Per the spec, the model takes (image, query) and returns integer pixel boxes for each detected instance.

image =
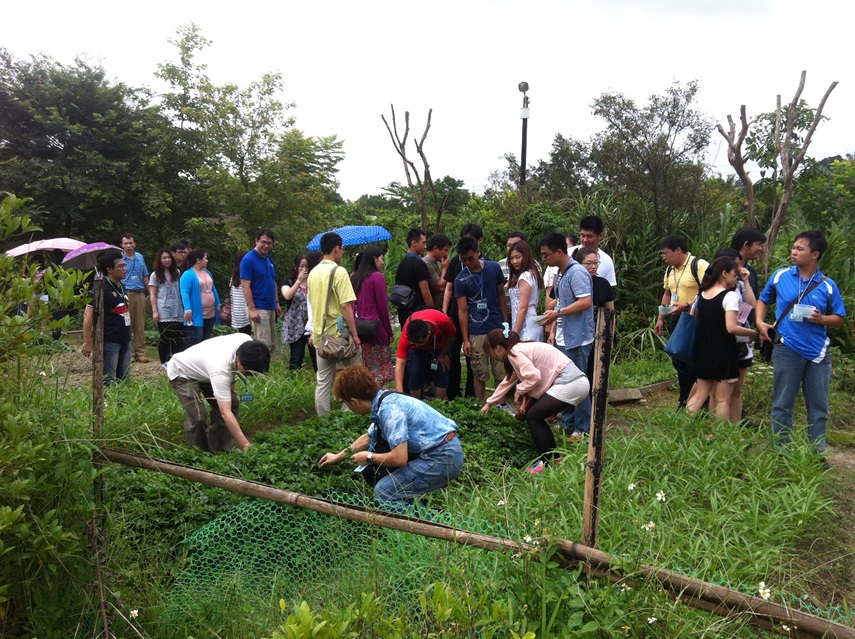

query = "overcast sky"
[5,0,853,201]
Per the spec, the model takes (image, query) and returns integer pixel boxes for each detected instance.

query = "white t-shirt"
[721,290,739,312]
[167,333,252,402]
[543,266,558,289]
[597,249,617,286]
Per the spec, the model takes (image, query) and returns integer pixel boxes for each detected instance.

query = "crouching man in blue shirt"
[319,365,464,506]
[756,230,847,453]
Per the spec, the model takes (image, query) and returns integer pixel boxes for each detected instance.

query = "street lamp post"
[519,81,530,187]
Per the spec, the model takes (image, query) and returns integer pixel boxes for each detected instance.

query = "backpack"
[665,256,702,287]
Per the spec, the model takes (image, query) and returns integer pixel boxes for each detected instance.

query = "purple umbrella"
[61,242,121,270]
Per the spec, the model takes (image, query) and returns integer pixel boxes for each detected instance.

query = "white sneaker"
[566,430,588,443]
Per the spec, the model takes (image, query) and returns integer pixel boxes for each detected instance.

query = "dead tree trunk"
[716,105,757,227]
[381,105,448,233]
[765,71,837,273]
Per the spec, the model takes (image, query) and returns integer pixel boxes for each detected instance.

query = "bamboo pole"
[100,448,855,639]
[582,308,616,547]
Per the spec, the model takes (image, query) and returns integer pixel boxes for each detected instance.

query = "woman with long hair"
[351,246,394,385]
[148,247,185,366]
[481,326,589,474]
[281,253,317,371]
[686,256,757,421]
[507,240,544,341]
[230,251,251,335]
[180,248,221,347]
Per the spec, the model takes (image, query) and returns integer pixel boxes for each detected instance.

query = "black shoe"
[676,401,687,412]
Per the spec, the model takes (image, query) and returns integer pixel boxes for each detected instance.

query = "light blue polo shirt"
[759,266,846,362]
[369,392,457,455]
[556,260,595,349]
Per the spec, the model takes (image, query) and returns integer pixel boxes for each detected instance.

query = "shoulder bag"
[317,266,359,362]
[664,297,699,362]
[390,284,416,309]
[759,276,826,363]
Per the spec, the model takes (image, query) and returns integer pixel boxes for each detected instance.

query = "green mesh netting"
[163,491,854,630]
[163,492,518,624]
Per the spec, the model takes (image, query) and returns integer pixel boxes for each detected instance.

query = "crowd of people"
[77,219,847,503]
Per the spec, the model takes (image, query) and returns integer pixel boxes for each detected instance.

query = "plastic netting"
[163,490,854,629]
[163,492,519,624]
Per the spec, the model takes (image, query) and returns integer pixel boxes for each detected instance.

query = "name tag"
[123,312,131,327]
[240,393,253,402]
[476,302,487,310]
[430,361,439,371]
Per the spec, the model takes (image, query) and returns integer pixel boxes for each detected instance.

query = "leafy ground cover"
[7,334,855,637]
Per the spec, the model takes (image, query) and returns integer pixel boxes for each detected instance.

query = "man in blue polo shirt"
[120,233,150,363]
[240,228,281,352]
[756,230,846,454]
[538,232,595,439]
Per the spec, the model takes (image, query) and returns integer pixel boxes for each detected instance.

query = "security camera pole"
[519,81,530,187]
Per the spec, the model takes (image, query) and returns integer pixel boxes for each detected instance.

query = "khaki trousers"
[170,377,239,453]
[127,289,147,358]
[315,349,363,415]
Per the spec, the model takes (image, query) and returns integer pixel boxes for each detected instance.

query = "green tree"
[590,80,713,230]
[530,133,593,200]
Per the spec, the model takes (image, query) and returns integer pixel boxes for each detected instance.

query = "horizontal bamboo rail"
[100,448,854,639]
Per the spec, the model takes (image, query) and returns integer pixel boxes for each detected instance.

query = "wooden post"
[92,275,105,441]
[582,308,616,547]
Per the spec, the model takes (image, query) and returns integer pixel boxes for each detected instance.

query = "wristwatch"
[366,452,374,464]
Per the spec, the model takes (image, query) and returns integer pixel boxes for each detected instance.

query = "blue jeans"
[561,342,593,433]
[771,343,832,452]
[103,340,131,386]
[406,349,450,391]
[374,438,464,506]
[185,318,215,348]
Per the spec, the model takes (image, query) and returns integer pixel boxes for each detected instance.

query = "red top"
[397,309,456,359]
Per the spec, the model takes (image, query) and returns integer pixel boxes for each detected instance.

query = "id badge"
[240,393,254,402]
[476,302,487,310]
[430,361,439,371]
[123,312,131,327]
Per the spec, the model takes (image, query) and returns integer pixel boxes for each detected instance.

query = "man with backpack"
[654,235,709,409]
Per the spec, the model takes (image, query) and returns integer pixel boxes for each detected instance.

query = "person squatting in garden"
[319,365,464,507]
[684,256,757,421]
[755,230,847,454]
[481,326,589,475]
[395,308,456,399]
[81,250,132,385]
[167,333,270,452]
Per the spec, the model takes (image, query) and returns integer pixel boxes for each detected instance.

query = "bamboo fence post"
[98,448,855,639]
[582,308,616,547]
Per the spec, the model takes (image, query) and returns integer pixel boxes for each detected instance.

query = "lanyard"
[106,278,126,300]
[671,261,688,301]
[464,265,484,298]
[797,272,817,304]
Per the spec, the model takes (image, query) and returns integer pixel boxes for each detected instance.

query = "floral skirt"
[362,343,394,385]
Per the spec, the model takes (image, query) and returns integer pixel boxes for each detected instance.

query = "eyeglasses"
[540,251,555,260]
[581,260,600,267]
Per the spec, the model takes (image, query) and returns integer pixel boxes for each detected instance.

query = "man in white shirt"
[579,216,617,286]
[167,333,270,452]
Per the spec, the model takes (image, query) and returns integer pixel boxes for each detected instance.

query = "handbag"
[389,284,416,309]
[664,298,699,362]
[758,276,826,363]
[356,318,379,341]
[317,267,359,362]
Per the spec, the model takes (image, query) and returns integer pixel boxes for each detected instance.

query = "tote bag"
[664,308,698,362]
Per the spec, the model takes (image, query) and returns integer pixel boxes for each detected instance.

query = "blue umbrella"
[307,225,393,250]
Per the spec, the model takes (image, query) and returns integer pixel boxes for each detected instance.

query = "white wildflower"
[628,482,636,491]
[758,581,772,600]
[130,609,139,619]
[647,616,657,624]
[656,490,666,502]
[524,535,533,544]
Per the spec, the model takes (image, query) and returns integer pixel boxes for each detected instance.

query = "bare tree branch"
[716,105,756,226]
[381,106,446,232]
[765,71,837,273]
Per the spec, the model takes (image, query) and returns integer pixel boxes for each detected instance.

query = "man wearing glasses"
[538,233,594,441]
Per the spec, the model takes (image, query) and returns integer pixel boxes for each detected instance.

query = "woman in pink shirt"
[351,247,394,385]
[481,326,589,474]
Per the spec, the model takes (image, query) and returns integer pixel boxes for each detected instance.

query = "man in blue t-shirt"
[120,233,150,363]
[538,232,595,438]
[240,228,281,352]
[756,230,846,454]
[454,236,507,402]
